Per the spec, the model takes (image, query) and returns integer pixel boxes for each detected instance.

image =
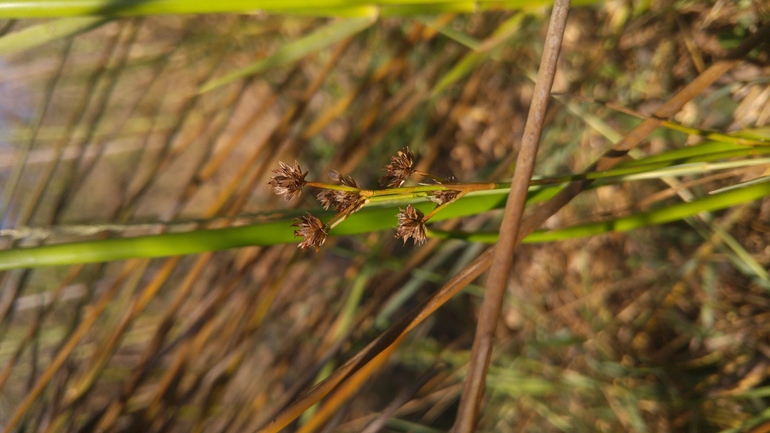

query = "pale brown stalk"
[453,1,570,431]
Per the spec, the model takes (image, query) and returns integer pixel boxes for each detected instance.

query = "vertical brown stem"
[452,1,571,431]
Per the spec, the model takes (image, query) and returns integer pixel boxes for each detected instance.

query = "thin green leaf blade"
[0,17,107,55]
[431,181,770,244]
[529,178,770,239]
[430,12,524,97]
[198,15,376,93]
[0,0,605,18]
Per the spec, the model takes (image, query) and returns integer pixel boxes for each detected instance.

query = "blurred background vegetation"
[0,1,769,432]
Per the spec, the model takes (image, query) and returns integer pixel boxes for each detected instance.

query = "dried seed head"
[380,147,415,188]
[268,161,308,201]
[429,189,460,206]
[338,173,359,189]
[317,171,365,216]
[395,204,427,245]
[292,214,328,251]
[316,190,365,216]
[316,189,339,211]
[329,169,359,186]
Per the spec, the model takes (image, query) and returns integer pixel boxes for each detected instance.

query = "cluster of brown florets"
[268,147,461,251]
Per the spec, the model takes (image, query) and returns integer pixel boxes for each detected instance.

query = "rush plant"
[268,147,486,248]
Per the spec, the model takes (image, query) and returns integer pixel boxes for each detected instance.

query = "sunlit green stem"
[361,182,503,197]
[307,181,504,197]
[305,181,361,193]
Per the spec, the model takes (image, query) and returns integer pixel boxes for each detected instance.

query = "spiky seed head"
[395,204,427,245]
[268,161,308,201]
[292,214,328,251]
[380,147,415,188]
[317,172,364,216]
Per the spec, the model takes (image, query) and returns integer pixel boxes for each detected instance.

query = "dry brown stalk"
[63,258,179,406]
[93,252,213,431]
[452,1,571,430]
[297,333,408,433]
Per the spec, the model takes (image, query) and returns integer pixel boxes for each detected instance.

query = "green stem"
[305,181,361,193]
[429,179,770,244]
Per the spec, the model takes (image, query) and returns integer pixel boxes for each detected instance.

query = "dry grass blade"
[0,265,82,392]
[359,365,441,433]
[0,37,72,225]
[14,22,125,228]
[1,260,141,433]
[257,249,491,433]
[296,333,408,433]
[453,1,570,431]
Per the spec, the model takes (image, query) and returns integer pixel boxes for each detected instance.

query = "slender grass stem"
[305,181,361,192]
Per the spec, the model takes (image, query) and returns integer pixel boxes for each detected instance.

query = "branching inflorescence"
[269,147,495,250]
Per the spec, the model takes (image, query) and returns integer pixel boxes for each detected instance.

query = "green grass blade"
[0,182,573,270]
[264,6,379,17]
[0,0,602,18]
[415,17,481,50]
[0,0,340,17]
[0,17,107,55]
[430,180,770,244]
[3,149,767,270]
[617,141,770,168]
[430,12,524,97]
[198,15,376,93]
[0,190,505,270]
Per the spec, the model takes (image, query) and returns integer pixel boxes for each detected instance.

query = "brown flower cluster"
[316,170,366,216]
[380,147,414,188]
[268,161,308,201]
[292,214,327,251]
[395,204,427,245]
